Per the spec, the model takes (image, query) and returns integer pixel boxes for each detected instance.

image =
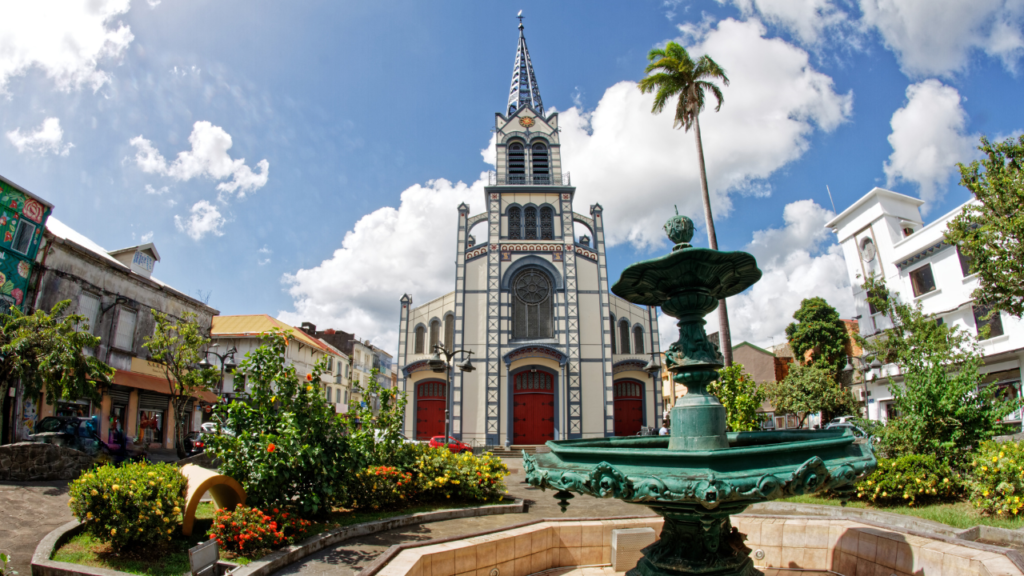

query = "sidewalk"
[271,458,653,576]
[0,480,74,576]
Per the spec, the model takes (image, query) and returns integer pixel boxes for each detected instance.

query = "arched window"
[429,320,440,351]
[444,314,454,350]
[540,206,554,240]
[524,206,538,239]
[531,143,549,184]
[508,143,525,184]
[508,206,522,240]
[619,320,631,354]
[414,325,425,354]
[610,315,617,354]
[633,326,645,355]
[512,270,553,339]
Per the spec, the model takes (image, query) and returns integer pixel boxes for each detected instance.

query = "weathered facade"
[18,217,219,449]
[396,21,662,446]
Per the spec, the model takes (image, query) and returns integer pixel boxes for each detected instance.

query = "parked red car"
[429,435,472,454]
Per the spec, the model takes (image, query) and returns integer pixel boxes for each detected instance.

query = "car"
[373,429,420,445]
[827,416,857,426]
[32,416,111,456]
[184,432,210,457]
[200,421,235,436]
[429,435,472,454]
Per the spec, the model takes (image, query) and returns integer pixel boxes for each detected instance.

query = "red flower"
[306,373,312,381]
[273,508,279,513]
[268,443,276,453]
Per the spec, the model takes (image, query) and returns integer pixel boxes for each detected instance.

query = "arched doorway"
[613,380,644,436]
[415,380,447,440]
[512,370,555,445]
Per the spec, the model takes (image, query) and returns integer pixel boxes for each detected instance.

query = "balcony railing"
[488,171,571,186]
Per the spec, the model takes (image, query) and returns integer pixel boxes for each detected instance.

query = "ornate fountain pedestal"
[524,214,876,576]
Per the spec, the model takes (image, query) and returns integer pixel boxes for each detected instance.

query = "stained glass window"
[429,320,440,350]
[414,326,425,354]
[540,206,554,240]
[512,270,553,339]
[508,207,522,239]
[524,206,538,239]
[633,326,645,355]
[619,320,631,354]
[444,315,454,350]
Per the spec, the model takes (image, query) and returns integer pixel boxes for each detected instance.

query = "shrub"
[67,462,187,551]
[206,330,354,516]
[206,506,313,556]
[413,446,509,502]
[851,454,961,507]
[348,466,417,511]
[967,440,1024,516]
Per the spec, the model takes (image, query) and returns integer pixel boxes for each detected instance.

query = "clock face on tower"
[518,117,535,128]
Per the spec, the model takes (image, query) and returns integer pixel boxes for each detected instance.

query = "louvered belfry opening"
[531,143,549,184]
[540,206,554,240]
[508,142,526,184]
[524,206,538,239]
[512,270,553,339]
[508,206,522,239]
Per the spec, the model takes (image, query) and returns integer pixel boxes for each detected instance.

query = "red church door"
[512,370,555,445]
[613,380,644,436]
[416,380,446,440]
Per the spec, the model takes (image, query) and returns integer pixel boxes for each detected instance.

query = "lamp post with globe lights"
[427,344,476,449]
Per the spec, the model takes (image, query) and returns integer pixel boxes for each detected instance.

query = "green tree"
[1,300,113,408]
[861,277,1018,463]
[709,364,766,432]
[344,367,409,470]
[767,364,858,428]
[638,42,736,366]
[785,297,850,375]
[946,134,1024,317]
[142,310,219,458]
[206,329,352,516]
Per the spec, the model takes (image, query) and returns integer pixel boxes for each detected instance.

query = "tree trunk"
[692,116,733,366]
[173,396,189,459]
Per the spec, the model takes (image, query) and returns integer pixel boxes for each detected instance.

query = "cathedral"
[396,19,662,446]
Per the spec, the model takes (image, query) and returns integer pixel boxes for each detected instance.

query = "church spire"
[506,12,544,118]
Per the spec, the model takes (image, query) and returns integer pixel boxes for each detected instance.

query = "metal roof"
[506,15,544,117]
[211,314,335,354]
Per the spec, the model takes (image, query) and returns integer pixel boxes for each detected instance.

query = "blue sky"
[2,0,1022,354]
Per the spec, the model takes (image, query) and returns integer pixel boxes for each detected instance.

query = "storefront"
[137,391,169,448]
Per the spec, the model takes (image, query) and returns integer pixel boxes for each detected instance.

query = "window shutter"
[78,293,101,335]
[114,309,137,350]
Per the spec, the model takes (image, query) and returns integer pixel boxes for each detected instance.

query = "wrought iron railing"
[487,171,571,186]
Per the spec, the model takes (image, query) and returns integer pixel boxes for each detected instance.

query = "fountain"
[523,213,876,576]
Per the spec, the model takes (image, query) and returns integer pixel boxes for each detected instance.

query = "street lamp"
[842,355,881,381]
[201,344,238,396]
[429,343,475,447]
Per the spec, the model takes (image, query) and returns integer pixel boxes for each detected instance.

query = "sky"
[2,0,1023,356]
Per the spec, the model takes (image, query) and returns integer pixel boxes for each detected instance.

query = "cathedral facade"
[396,20,662,446]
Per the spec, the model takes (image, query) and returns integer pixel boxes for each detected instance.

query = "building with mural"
[395,20,662,447]
[0,175,53,311]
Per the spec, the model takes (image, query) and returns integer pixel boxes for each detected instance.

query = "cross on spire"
[506,12,544,118]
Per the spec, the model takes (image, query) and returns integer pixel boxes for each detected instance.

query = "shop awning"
[112,370,219,404]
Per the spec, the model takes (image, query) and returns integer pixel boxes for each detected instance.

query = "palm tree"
[639,42,735,366]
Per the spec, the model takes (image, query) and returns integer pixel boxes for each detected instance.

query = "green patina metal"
[524,214,876,576]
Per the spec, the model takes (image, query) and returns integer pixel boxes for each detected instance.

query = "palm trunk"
[692,116,733,367]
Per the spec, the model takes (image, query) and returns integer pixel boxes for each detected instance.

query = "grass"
[777,495,1024,530]
[53,499,502,575]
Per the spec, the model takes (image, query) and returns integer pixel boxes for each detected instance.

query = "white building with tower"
[395,18,663,447]
[826,187,1023,424]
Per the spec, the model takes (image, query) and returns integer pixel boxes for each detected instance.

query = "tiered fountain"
[524,213,876,576]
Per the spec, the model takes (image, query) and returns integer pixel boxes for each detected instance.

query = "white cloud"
[662,199,855,349]
[6,117,73,156]
[558,18,852,250]
[258,246,271,266]
[0,0,133,93]
[724,0,847,44]
[883,80,978,211]
[144,184,169,195]
[174,200,225,241]
[130,121,269,199]
[140,231,153,243]
[279,177,486,353]
[860,0,1024,76]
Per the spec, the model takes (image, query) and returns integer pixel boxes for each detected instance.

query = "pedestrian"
[659,420,669,436]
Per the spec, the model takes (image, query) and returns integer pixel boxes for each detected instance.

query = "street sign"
[188,538,219,576]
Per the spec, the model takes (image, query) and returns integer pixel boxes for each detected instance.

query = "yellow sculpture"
[179,463,246,536]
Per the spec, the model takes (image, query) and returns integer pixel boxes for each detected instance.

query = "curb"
[744,501,960,536]
[31,498,525,576]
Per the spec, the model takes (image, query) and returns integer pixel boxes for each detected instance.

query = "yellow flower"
[112,485,120,491]
[985,490,991,497]
[86,512,93,518]
[111,528,117,535]
[173,506,181,514]
[90,489,98,496]
[1000,452,1005,458]
[994,457,999,463]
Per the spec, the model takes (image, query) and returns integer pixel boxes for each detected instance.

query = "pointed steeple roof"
[506,13,544,118]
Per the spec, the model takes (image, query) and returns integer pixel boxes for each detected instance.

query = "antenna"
[674,204,679,215]
[825,185,837,213]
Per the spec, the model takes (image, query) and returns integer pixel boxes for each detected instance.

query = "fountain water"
[524,214,876,576]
